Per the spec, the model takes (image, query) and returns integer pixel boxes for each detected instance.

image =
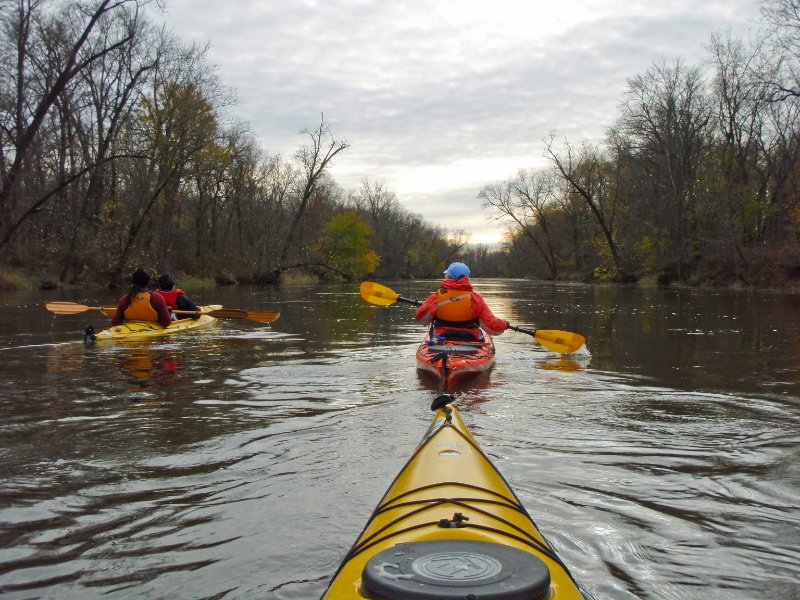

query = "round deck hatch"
[361,539,550,599]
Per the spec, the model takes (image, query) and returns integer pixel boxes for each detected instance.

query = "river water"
[0,280,798,599]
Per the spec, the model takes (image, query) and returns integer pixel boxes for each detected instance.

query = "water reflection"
[0,281,798,599]
[118,347,183,381]
[539,357,582,372]
[415,362,495,392]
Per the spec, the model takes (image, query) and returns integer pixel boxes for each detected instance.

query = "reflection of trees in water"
[277,282,382,347]
[45,342,89,375]
[585,285,800,396]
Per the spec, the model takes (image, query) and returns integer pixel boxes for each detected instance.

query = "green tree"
[318,211,379,280]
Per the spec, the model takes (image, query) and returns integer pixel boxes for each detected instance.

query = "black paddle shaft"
[396,296,422,307]
[508,324,537,336]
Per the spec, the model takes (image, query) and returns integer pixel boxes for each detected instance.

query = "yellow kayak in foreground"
[94,305,222,341]
[323,397,586,599]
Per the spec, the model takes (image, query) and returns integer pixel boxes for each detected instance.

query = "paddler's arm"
[150,293,173,327]
[176,292,200,318]
[472,292,510,335]
[415,292,438,325]
[110,296,127,326]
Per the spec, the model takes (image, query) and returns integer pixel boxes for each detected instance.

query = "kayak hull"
[95,305,221,341]
[415,334,496,389]
[323,405,585,599]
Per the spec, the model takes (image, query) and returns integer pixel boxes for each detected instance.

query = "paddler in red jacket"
[111,268,172,327]
[154,273,200,319]
[415,262,509,340]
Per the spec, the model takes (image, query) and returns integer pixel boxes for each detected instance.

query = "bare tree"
[479,168,561,279]
[545,135,631,280]
[58,5,160,281]
[0,0,151,255]
[265,115,348,280]
[761,0,800,100]
[108,40,225,286]
[619,59,712,278]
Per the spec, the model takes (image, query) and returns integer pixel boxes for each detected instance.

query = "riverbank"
[3,265,799,293]
[0,268,325,292]
[0,269,218,293]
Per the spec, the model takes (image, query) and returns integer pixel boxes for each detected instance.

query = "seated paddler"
[415,262,509,341]
[154,273,200,320]
[111,267,172,327]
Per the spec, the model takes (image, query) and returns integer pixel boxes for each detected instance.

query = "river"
[0,279,798,599]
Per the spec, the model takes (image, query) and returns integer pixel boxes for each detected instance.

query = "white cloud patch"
[158,0,762,242]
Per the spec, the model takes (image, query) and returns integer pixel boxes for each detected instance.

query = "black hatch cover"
[361,540,551,600]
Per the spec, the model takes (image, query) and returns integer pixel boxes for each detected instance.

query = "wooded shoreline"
[2,266,798,293]
[1,1,799,290]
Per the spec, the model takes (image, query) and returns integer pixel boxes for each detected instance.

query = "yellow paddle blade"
[359,281,399,306]
[203,309,280,323]
[241,310,280,323]
[534,329,586,354]
[45,301,96,314]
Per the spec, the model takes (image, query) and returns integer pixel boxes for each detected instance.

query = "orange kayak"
[415,333,496,389]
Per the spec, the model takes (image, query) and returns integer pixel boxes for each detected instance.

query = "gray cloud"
[160,0,762,242]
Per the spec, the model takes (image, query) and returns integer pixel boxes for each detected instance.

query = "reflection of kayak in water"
[323,398,586,599]
[94,305,222,341]
[118,348,183,380]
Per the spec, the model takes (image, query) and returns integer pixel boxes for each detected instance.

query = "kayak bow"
[323,398,586,599]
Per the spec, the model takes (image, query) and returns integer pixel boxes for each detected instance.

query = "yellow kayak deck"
[324,403,585,599]
[95,305,222,340]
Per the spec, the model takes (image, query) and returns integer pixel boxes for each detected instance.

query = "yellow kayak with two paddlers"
[93,304,223,341]
[45,302,280,343]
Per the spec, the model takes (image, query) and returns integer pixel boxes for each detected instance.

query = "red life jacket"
[154,287,184,309]
[124,292,159,321]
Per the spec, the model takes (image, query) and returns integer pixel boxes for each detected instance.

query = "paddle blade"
[45,302,116,317]
[205,309,280,323]
[360,281,399,306]
[243,311,280,323]
[45,301,92,315]
[534,329,586,354]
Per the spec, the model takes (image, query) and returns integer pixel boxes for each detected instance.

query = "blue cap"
[443,262,470,280]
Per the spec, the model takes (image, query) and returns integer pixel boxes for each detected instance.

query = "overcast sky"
[158,0,763,244]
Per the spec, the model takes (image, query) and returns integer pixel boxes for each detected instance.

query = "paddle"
[359,282,586,354]
[192,308,280,323]
[507,325,585,354]
[359,281,421,306]
[44,302,280,323]
[45,302,117,316]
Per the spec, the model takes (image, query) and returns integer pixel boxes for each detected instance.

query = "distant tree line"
[4,1,798,289]
[0,0,467,287]
[481,0,800,286]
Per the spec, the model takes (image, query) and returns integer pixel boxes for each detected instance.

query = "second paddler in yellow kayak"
[153,273,200,321]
